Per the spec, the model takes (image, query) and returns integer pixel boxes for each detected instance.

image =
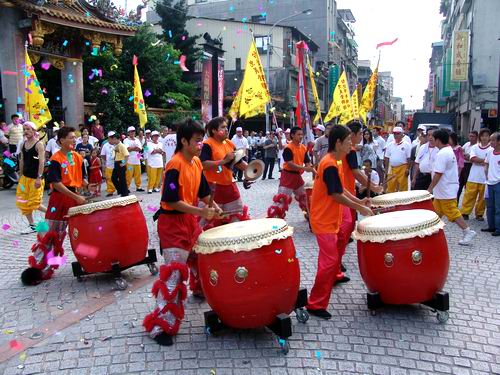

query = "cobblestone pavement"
[0,174,499,375]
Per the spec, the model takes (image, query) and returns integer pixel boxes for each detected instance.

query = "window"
[254,36,269,54]
[235,58,241,71]
[251,14,266,23]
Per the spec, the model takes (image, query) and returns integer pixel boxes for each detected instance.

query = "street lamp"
[265,8,313,132]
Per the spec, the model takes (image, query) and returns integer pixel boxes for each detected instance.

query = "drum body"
[195,219,300,329]
[68,196,149,274]
[371,190,434,213]
[354,210,449,305]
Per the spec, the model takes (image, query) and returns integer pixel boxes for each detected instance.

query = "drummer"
[307,125,373,319]
[144,119,222,346]
[21,126,88,285]
[199,116,251,227]
[267,126,315,219]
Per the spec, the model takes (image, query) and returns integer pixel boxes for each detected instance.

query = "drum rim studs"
[411,250,423,265]
[384,253,394,268]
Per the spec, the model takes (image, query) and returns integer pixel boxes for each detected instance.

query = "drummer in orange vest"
[200,117,251,227]
[21,126,88,286]
[267,126,316,219]
[307,125,373,319]
[143,119,222,346]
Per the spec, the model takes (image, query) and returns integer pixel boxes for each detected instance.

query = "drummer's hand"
[359,206,374,217]
[223,152,235,164]
[361,197,372,207]
[75,195,86,206]
[372,185,383,194]
[200,206,216,220]
[213,203,224,219]
[304,166,316,174]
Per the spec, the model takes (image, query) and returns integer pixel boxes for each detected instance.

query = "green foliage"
[161,110,201,128]
[161,91,192,110]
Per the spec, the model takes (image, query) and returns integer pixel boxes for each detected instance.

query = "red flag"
[376,38,399,49]
[294,41,314,144]
[132,55,138,66]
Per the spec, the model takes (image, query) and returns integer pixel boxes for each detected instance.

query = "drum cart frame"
[366,290,450,323]
[203,288,309,354]
[71,248,158,290]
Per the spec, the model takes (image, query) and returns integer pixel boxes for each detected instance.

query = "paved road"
[0,175,499,375]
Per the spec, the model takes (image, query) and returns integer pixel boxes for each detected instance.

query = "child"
[79,150,90,196]
[143,119,222,346]
[483,132,500,236]
[109,133,129,197]
[307,125,373,319]
[357,159,380,198]
[146,130,165,194]
[89,148,102,196]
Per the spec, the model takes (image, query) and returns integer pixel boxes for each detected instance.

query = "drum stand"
[366,290,450,323]
[71,249,158,290]
[204,288,309,354]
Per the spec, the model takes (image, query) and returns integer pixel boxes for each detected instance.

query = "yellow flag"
[361,67,378,113]
[238,40,271,118]
[24,52,52,129]
[307,57,322,124]
[325,71,351,123]
[229,85,242,121]
[242,104,266,119]
[351,87,360,121]
[133,63,147,128]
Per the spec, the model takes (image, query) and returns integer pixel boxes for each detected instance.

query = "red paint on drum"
[197,237,300,329]
[69,202,149,273]
[357,229,449,305]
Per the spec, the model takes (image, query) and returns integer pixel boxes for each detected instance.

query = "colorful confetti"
[12,241,19,248]
[91,47,99,56]
[315,350,321,359]
[144,89,151,97]
[168,30,172,38]
[179,55,189,72]
[275,249,282,254]
[9,340,23,351]
[35,221,49,233]
[19,352,27,362]
[98,226,103,231]
[50,207,56,213]
[41,62,51,70]
[62,40,68,47]
[147,205,158,212]
[169,183,176,190]
[2,224,11,231]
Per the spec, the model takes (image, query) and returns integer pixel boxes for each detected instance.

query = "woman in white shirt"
[146,131,165,194]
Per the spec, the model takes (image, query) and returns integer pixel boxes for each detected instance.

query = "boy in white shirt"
[428,129,476,246]
[162,125,177,164]
[123,126,144,192]
[146,131,165,194]
[460,129,492,220]
[384,126,411,192]
[100,131,116,197]
[357,159,380,198]
[483,132,500,236]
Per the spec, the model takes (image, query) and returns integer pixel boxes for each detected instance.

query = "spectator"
[483,132,500,236]
[262,131,278,180]
[231,127,249,182]
[91,119,105,144]
[458,130,478,200]
[45,126,61,159]
[360,129,378,170]
[7,114,23,154]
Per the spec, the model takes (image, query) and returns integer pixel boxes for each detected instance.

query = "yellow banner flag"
[307,57,322,124]
[238,40,271,118]
[361,67,378,113]
[325,71,351,123]
[351,87,360,121]
[133,59,147,128]
[229,85,242,121]
[24,52,52,129]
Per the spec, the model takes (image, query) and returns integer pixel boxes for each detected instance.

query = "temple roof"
[7,0,136,35]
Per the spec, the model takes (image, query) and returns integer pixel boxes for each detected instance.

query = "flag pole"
[24,40,30,121]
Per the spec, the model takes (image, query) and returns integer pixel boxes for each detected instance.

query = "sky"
[126,0,444,110]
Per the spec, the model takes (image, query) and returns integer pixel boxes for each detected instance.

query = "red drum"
[194,218,299,329]
[371,190,434,213]
[68,195,149,274]
[353,209,449,305]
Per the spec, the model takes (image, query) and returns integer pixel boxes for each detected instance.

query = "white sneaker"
[458,229,477,246]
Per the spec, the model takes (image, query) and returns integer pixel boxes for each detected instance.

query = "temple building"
[0,0,139,126]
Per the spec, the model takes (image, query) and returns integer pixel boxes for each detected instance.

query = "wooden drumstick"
[365,167,372,198]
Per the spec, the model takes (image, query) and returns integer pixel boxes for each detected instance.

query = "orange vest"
[160,153,203,211]
[284,142,308,173]
[310,154,345,234]
[202,137,235,185]
[50,150,83,188]
[342,148,357,195]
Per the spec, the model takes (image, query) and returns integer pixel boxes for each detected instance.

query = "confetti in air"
[2,224,11,231]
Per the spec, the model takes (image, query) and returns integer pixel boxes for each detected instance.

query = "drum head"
[371,190,433,208]
[231,149,246,166]
[244,159,265,181]
[194,218,294,254]
[67,195,139,217]
[353,209,444,243]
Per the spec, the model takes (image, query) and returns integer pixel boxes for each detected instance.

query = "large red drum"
[194,218,299,329]
[371,190,434,213]
[68,196,149,274]
[353,209,449,305]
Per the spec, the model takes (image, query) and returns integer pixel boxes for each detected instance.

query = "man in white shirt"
[458,130,478,199]
[460,128,492,220]
[412,128,437,190]
[123,126,144,192]
[372,126,386,184]
[428,129,476,245]
[231,127,249,181]
[483,132,500,235]
[146,131,165,194]
[45,127,61,158]
[387,122,411,146]
[313,124,330,165]
[162,124,177,164]
[100,131,116,196]
[76,128,98,147]
[276,128,287,171]
[412,124,426,147]
[384,126,411,192]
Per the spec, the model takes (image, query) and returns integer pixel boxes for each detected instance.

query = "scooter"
[1,153,19,189]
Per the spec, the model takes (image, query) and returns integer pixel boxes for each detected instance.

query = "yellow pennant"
[325,71,351,123]
[133,64,147,128]
[307,57,322,124]
[361,67,378,113]
[24,52,52,129]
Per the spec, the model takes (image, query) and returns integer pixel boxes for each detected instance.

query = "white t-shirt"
[415,143,438,174]
[385,141,411,167]
[462,141,474,163]
[485,149,500,185]
[162,134,177,163]
[373,135,386,160]
[433,146,459,199]
[278,134,287,158]
[231,135,249,151]
[100,142,115,169]
[356,170,380,188]
[45,137,60,155]
[468,144,492,184]
[123,137,142,165]
[147,141,164,168]
[387,134,411,146]
[76,135,98,147]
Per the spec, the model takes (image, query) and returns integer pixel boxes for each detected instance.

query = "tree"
[155,0,201,71]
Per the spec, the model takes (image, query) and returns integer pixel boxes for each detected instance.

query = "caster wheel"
[115,278,128,290]
[436,311,449,323]
[296,309,309,324]
[278,339,290,355]
[370,310,377,316]
[148,263,158,275]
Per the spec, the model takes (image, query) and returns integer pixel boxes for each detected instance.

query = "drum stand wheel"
[436,311,449,323]
[115,277,128,290]
[294,288,309,324]
[147,263,158,276]
[278,338,290,354]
